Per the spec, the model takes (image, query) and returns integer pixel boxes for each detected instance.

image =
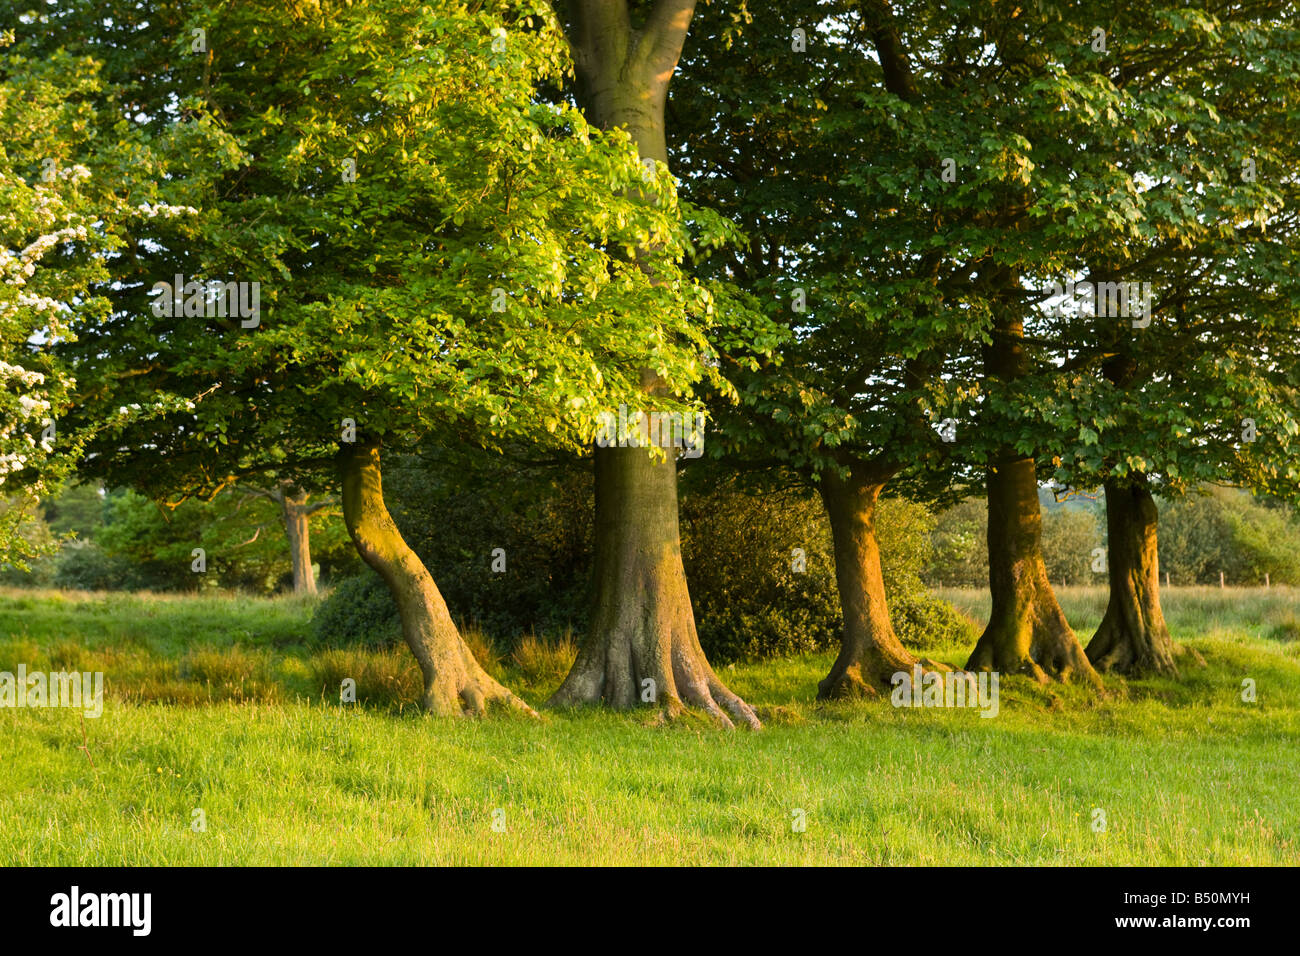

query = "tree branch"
[633,0,697,91]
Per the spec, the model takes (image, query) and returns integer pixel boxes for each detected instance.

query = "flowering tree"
[0,38,116,565]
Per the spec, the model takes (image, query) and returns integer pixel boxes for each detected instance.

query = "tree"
[1018,0,1300,675]
[36,0,749,715]
[241,481,337,594]
[546,0,768,726]
[672,0,984,697]
[0,38,118,567]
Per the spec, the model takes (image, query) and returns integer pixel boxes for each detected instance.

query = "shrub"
[1159,487,1300,585]
[311,572,401,649]
[52,542,145,591]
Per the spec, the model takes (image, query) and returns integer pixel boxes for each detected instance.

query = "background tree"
[1016,0,1300,675]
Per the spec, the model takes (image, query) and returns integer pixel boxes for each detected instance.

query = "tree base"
[966,591,1102,689]
[817,649,953,701]
[1087,617,1179,678]
[549,636,760,729]
[550,445,759,729]
[425,646,538,718]
[1086,479,1179,678]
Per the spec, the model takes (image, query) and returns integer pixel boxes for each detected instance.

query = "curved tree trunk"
[281,493,316,594]
[339,440,535,717]
[965,457,1100,686]
[550,443,759,728]
[817,466,946,698]
[550,1,756,727]
[1087,477,1178,676]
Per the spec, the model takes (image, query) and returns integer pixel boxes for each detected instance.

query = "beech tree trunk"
[965,457,1100,685]
[281,494,316,594]
[551,443,758,727]
[339,440,534,717]
[1087,478,1178,676]
[550,1,757,726]
[967,271,1099,686]
[817,466,947,698]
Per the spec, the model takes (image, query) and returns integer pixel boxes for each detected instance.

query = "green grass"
[1,586,1298,865]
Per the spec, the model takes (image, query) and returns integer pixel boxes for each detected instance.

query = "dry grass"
[510,630,579,686]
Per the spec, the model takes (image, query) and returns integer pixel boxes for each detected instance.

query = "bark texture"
[550,444,759,727]
[340,441,534,717]
[1086,478,1178,676]
[817,466,947,698]
[965,457,1101,686]
[551,1,756,726]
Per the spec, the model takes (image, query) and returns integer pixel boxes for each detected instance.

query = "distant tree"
[1159,487,1300,587]
[1027,1,1300,675]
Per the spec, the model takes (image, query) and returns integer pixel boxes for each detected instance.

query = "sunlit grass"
[1,586,1297,865]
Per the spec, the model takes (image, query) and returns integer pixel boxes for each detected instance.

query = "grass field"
[2,585,1298,865]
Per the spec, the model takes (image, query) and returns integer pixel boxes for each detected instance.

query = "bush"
[311,572,401,649]
[52,542,145,591]
[1159,487,1300,585]
[890,587,979,650]
[679,477,840,662]
[680,474,971,662]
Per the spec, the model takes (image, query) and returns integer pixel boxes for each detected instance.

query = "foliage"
[1159,487,1300,586]
[23,0,766,512]
[0,38,120,565]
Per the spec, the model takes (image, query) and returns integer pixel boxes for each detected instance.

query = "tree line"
[1,0,1297,724]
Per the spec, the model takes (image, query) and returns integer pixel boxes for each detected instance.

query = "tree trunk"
[1087,478,1178,676]
[281,494,316,595]
[339,440,534,717]
[817,466,947,698]
[550,443,759,727]
[965,457,1101,686]
[551,1,756,727]
[968,268,1099,687]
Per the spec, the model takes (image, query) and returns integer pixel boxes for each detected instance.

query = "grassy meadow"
[2,585,1298,865]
